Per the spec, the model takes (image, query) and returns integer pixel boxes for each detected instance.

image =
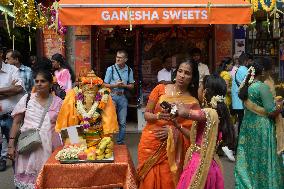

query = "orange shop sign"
[59,0,252,25]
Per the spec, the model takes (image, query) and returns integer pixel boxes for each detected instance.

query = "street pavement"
[0,133,235,189]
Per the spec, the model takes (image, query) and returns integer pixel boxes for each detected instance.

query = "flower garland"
[55,144,87,160]
[210,95,225,108]
[260,0,276,12]
[74,86,110,129]
[238,66,256,90]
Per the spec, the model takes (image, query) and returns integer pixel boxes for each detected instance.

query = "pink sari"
[177,108,224,189]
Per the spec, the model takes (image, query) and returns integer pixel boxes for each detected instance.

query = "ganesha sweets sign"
[58,0,252,25]
[101,9,208,21]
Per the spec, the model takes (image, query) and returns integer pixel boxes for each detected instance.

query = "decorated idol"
[55,71,118,147]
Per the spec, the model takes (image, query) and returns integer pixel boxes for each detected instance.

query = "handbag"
[17,95,53,154]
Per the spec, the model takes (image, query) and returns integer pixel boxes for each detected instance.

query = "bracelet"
[9,137,15,139]
[8,146,13,148]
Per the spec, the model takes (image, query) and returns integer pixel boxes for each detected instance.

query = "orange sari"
[138,84,199,189]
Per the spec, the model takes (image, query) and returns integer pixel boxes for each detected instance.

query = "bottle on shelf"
[248,29,253,39]
[252,28,257,39]
[254,41,259,55]
[270,42,275,56]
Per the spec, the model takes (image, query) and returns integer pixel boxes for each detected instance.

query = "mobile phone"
[160,101,172,113]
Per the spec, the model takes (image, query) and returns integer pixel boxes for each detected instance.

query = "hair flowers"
[248,66,255,84]
[210,95,225,108]
[238,66,255,90]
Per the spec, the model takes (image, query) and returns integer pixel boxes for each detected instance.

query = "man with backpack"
[104,50,135,145]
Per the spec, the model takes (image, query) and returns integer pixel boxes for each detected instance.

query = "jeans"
[0,115,13,159]
[111,95,128,144]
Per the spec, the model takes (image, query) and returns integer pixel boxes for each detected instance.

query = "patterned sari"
[234,81,284,189]
[177,108,224,189]
[137,84,199,189]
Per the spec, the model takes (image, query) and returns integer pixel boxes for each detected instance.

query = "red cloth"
[35,145,138,189]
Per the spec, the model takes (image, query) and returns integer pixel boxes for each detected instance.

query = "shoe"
[0,159,6,171]
[222,146,235,162]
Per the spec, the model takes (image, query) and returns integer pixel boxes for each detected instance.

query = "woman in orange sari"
[137,60,200,189]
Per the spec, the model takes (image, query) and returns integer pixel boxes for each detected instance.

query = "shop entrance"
[96,27,138,124]
[140,26,213,107]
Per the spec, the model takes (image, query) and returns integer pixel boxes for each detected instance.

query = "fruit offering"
[96,137,114,160]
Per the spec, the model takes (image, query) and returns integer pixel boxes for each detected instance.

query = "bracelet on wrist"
[9,137,15,139]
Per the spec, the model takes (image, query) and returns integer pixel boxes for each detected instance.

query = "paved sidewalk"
[0,133,235,189]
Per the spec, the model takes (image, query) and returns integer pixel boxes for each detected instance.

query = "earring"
[202,93,208,107]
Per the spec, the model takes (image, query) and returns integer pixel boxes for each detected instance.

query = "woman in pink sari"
[175,74,235,189]
[51,53,75,92]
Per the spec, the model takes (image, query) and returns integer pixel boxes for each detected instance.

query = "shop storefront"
[57,0,251,131]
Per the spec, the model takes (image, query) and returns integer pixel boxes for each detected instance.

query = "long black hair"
[203,74,235,146]
[51,53,76,83]
[172,59,199,99]
[33,57,54,84]
[238,62,264,101]
[217,57,232,74]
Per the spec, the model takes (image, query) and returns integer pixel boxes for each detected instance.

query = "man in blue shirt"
[5,50,34,93]
[231,53,251,137]
[104,50,134,144]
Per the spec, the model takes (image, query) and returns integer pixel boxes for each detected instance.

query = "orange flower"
[98,101,105,109]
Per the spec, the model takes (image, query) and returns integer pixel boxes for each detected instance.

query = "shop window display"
[140,27,210,107]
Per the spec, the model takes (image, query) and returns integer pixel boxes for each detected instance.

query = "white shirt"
[0,62,24,115]
[198,63,210,84]
[157,68,173,82]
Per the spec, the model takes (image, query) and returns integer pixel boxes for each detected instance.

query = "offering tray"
[59,154,114,164]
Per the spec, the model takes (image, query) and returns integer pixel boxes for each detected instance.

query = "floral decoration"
[55,144,87,160]
[210,95,225,108]
[74,86,110,129]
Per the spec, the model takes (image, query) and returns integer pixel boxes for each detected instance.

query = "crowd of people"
[0,46,283,189]
[0,47,74,188]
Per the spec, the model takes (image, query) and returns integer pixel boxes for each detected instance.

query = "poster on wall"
[234,39,245,57]
[215,25,232,66]
[43,29,65,58]
[74,26,92,79]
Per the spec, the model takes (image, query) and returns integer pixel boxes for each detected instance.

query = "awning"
[59,0,252,26]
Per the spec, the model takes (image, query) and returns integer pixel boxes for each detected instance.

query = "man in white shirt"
[0,47,24,171]
[191,48,210,101]
[191,48,210,85]
[157,55,175,84]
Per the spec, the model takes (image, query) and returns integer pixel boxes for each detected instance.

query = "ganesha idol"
[55,71,118,148]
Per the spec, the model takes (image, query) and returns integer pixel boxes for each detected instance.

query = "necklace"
[74,86,110,129]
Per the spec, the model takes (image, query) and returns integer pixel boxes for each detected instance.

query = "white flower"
[210,95,225,108]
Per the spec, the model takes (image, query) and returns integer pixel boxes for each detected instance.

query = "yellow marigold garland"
[0,0,10,5]
[260,0,276,12]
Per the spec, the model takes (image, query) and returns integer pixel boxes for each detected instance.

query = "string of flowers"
[260,0,276,12]
[74,86,110,129]
[55,144,87,160]
[210,95,225,109]
[238,66,256,90]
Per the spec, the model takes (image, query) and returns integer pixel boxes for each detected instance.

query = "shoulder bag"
[17,95,53,154]
[112,65,135,99]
